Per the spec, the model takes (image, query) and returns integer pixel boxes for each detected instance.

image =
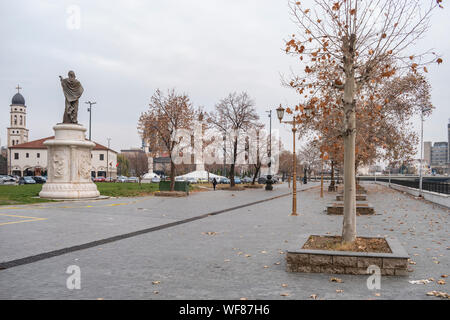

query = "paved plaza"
[0,182,448,300]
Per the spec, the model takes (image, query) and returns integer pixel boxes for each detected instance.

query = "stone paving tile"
[0,183,308,261]
[0,182,448,300]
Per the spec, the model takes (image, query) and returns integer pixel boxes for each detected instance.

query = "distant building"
[9,137,117,178]
[5,86,117,178]
[429,141,448,174]
[448,120,450,172]
[424,141,432,166]
[431,142,448,165]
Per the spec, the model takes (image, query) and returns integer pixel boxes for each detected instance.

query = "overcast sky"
[1,0,449,156]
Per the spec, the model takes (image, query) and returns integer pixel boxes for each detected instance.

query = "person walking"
[212,178,217,191]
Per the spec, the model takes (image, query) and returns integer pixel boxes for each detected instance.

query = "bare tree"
[126,151,148,183]
[208,92,260,187]
[138,89,195,191]
[285,0,443,242]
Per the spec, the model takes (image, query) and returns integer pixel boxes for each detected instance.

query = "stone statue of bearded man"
[59,70,84,124]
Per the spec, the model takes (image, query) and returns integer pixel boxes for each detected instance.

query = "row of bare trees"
[138,90,263,190]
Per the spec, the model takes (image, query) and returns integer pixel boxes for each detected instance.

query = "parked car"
[94,177,106,182]
[19,176,36,185]
[116,176,128,183]
[197,178,208,184]
[242,176,253,184]
[234,177,242,184]
[218,177,230,184]
[127,177,139,183]
[151,176,161,183]
[257,176,267,184]
[0,175,16,184]
[32,176,47,184]
[105,177,116,182]
[175,177,185,182]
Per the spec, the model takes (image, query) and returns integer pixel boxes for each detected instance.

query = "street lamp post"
[223,133,226,178]
[85,101,96,141]
[277,104,311,216]
[419,106,431,197]
[265,110,273,191]
[107,138,111,180]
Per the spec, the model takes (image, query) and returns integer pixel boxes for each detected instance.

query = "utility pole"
[85,101,96,141]
[107,138,111,180]
[419,106,431,197]
[223,133,226,178]
[265,110,273,191]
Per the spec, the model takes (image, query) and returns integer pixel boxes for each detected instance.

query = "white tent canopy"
[176,170,225,181]
[142,172,159,180]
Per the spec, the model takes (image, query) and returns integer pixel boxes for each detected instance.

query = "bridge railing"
[359,177,450,195]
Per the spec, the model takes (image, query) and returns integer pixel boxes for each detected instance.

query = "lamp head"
[276,105,285,122]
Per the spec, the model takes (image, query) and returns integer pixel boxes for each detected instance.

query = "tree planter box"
[336,194,367,201]
[244,184,264,189]
[154,191,187,197]
[326,202,375,215]
[356,186,367,194]
[217,186,245,191]
[328,185,338,192]
[286,235,409,276]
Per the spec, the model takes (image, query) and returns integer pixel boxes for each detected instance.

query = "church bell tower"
[7,85,29,148]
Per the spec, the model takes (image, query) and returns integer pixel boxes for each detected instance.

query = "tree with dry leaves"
[285,0,443,242]
[138,89,195,191]
[300,73,432,176]
[208,92,260,187]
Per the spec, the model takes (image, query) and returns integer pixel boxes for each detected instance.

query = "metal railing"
[366,178,450,195]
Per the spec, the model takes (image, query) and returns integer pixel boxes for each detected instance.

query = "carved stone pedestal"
[39,124,100,199]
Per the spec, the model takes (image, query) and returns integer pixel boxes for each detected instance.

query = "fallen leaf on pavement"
[409,279,431,285]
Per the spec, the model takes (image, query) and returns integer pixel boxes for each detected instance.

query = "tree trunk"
[342,34,357,243]
[329,161,335,190]
[230,137,238,187]
[252,163,260,185]
[170,160,175,191]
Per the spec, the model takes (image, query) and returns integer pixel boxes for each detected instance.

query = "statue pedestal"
[39,124,100,199]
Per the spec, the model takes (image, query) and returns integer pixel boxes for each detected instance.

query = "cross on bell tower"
[16,84,22,93]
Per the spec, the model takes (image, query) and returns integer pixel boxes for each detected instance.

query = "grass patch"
[0,184,50,206]
[95,183,159,197]
[0,183,161,206]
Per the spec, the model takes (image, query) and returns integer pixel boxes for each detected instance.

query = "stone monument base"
[39,123,100,199]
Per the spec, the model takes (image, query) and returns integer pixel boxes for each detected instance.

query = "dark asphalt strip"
[0,188,316,270]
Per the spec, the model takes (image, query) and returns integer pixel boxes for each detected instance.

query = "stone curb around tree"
[286,235,409,276]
